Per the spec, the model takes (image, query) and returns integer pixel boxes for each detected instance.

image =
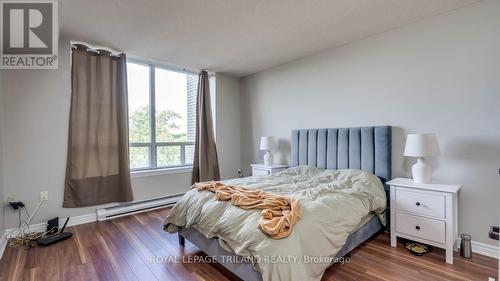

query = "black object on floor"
[489,226,499,241]
[38,217,73,246]
[47,217,59,235]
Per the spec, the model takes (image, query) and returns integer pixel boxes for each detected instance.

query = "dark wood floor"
[0,207,497,281]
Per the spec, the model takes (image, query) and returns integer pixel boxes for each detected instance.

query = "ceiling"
[60,0,479,77]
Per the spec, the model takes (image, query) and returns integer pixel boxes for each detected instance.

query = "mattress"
[179,212,383,281]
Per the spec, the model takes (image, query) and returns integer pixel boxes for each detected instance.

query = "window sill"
[131,166,193,178]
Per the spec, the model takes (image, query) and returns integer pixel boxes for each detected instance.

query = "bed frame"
[177,126,392,281]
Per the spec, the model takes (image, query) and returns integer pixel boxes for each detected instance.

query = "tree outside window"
[127,62,197,170]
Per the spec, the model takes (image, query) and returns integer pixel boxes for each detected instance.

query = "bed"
[165,126,391,281]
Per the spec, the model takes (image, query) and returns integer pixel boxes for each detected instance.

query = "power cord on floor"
[5,200,52,248]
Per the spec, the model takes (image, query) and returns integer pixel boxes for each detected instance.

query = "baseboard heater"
[96,194,183,221]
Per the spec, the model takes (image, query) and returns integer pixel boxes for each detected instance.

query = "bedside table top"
[251,163,289,169]
[387,178,461,193]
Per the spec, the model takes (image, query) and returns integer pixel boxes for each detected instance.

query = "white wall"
[0,37,240,228]
[216,75,241,179]
[240,0,500,246]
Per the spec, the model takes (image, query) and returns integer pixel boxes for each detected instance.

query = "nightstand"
[251,164,288,176]
[387,178,460,264]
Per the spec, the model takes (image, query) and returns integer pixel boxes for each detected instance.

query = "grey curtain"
[63,44,133,207]
[191,71,220,184]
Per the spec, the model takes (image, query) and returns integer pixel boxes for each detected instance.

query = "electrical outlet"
[40,191,49,201]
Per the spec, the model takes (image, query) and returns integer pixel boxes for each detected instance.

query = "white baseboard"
[469,240,499,259]
[65,213,97,228]
[456,237,499,259]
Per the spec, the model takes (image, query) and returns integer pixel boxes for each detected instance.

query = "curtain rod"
[71,44,122,58]
[70,41,215,76]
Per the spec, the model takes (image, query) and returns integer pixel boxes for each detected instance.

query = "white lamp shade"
[260,136,274,151]
[404,134,441,157]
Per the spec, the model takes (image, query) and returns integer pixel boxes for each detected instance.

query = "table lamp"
[404,134,441,183]
[260,136,274,166]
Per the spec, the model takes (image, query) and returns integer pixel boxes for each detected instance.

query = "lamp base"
[263,151,273,166]
[411,158,432,184]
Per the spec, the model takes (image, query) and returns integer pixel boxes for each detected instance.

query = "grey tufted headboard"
[291,126,392,186]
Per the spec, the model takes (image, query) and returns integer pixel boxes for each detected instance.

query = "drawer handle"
[415,202,421,206]
[415,225,421,230]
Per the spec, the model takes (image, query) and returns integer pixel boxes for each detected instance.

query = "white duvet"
[164,166,387,281]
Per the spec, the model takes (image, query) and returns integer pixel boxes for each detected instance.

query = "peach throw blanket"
[193,181,302,239]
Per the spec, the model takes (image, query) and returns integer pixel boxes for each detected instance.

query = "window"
[127,61,198,170]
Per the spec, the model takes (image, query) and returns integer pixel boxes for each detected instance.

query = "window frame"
[127,59,196,172]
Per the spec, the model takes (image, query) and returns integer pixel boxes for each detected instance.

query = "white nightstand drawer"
[396,188,445,219]
[395,212,445,244]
